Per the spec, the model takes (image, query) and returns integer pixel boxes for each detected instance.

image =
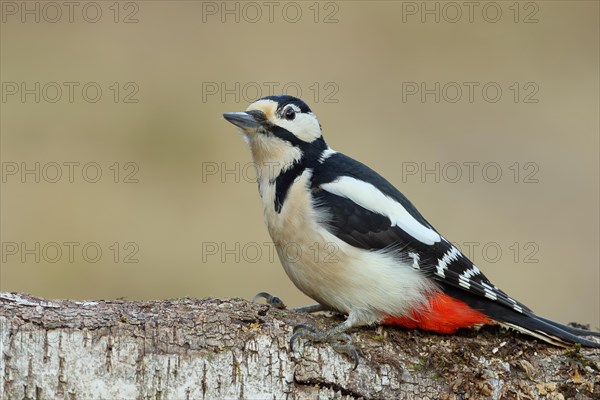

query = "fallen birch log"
[0,293,598,399]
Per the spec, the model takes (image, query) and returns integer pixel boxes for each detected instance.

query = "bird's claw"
[254,295,360,368]
[290,324,360,370]
[252,292,286,309]
[332,343,360,370]
[290,324,318,351]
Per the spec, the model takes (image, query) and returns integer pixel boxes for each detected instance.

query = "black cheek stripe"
[271,136,327,213]
[273,161,305,213]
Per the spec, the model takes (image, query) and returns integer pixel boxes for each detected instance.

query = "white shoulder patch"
[321,176,441,245]
[319,147,337,163]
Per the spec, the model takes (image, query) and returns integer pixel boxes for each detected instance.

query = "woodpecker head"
[223,95,327,166]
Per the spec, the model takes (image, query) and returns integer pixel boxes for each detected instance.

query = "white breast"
[258,169,436,326]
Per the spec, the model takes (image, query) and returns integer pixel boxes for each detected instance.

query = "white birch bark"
[0,293,598,400]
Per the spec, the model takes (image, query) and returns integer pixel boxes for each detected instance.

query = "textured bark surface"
[0,293,598,400]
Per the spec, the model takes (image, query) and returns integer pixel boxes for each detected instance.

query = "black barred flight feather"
[311,152,531,316]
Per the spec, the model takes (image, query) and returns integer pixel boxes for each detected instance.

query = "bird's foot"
[253,293,358,367]
[290,323,360,370]
[252,292,329,313]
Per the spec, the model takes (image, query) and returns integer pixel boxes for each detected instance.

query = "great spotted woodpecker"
[223,95,599,366]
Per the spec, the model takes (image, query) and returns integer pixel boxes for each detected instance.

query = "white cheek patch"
[321,177,441,245]
[274,113,322,143]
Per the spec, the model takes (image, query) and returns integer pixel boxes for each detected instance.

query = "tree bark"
[0,293,598,400]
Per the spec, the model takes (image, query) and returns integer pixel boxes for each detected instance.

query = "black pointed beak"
[223,112,261,130]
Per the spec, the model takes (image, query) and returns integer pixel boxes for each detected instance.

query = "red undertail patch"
[383,292,493,334]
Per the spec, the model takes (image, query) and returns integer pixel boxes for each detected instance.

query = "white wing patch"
[321,177,441,245]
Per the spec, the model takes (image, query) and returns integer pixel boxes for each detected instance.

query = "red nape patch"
[383,293,494,334]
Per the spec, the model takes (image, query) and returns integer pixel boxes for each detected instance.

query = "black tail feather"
[536,316,600,338]
[496,311,600,348]
[442,285,600,348]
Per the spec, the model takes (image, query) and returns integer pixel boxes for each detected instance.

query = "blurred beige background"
[1,1,598,328]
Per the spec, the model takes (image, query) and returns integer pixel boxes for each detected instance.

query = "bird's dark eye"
[284,108,296,121]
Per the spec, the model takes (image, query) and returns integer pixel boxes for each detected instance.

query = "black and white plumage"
[223,95,599,349]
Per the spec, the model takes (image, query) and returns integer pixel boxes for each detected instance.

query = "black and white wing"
[311,151,532,314]
[310,151,600,347]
